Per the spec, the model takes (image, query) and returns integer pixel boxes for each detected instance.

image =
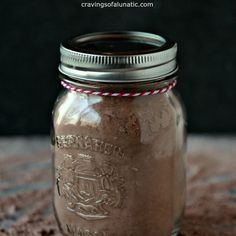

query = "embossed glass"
[52,32,186,236]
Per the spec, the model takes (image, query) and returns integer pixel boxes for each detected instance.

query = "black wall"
[0,0,235,135]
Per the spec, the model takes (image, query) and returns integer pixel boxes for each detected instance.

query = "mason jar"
[52,31,186,236]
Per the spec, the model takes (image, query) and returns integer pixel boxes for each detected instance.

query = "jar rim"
[59,31,178,83]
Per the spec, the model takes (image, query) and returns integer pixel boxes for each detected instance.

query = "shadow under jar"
[52,31,186,236]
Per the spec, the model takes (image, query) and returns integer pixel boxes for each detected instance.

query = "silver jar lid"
[59,31,178,83]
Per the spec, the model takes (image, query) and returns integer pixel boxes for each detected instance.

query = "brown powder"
[52,90,186,236]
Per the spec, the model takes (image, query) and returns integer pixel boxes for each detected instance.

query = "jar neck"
[59,72,178,94]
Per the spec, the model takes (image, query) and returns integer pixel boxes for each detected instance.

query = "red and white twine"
[61,80,177,97]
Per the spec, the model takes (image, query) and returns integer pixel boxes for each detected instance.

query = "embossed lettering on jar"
[52,31,186,236]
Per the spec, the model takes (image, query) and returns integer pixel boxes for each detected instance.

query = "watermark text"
[81,1,155,8]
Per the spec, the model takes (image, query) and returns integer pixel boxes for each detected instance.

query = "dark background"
[0,0,235,135]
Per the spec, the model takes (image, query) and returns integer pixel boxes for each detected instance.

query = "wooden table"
[0,136,236,236]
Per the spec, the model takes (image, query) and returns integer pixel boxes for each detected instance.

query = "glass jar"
[52,31,186,236]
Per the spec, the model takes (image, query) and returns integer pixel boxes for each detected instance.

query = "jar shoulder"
[53,90,185,127]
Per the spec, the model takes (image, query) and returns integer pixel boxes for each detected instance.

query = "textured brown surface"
[0,136,236,236]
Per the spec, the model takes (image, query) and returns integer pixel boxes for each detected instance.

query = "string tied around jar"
[61,79,177,97]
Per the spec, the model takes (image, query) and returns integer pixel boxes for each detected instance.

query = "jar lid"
[59,31,178,83]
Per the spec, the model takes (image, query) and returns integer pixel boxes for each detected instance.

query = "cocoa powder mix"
[52,91,186,236]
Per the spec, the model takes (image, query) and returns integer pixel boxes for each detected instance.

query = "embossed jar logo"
[56,154,126,220]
